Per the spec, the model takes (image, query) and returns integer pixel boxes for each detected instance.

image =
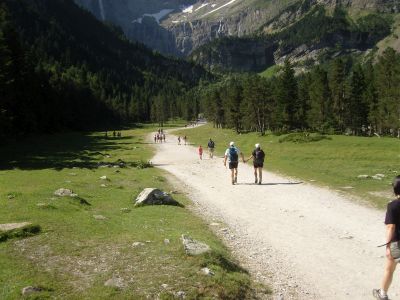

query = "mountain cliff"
[74,0,400,71]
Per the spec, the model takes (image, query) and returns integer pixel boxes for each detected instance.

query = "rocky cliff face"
[73,0,400,66]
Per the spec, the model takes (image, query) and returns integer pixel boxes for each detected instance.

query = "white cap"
[255,143,260,148]
[229,141,234,146]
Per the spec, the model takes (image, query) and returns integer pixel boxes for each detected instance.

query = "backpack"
[255,149,265,163]
[229,147,238,162]
[208,140,215,148]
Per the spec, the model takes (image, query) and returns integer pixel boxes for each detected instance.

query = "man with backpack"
[207,138,215,159]
[245,143,265,185]
[223,142,244,185]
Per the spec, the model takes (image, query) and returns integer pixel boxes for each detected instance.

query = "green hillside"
[0,0,210,138]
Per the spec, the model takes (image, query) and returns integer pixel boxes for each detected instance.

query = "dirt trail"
[151,130,399,299]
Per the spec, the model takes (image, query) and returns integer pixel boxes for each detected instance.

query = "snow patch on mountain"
[202,0,238,17]
[182,5,194,13]
[133,9,174,24]
[195,3,209,11]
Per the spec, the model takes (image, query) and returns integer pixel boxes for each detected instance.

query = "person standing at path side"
[373,176,400,300]
[223,142,244,185]
[198,145,203,160]
[183,135,187,145]
[207,138,215,159]
[245,143,265,185]
[178,136,181,145]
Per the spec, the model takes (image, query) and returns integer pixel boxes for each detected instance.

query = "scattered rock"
[0,222,32,231]
[100,184,107,187]
[93,215,107,220]
[54,188,73,197]
[100,176,108,180]
[120,208,131,213]
[7,193,16,199]
[339,234,354,240]
[164,239,170,245]
[209,222,221,226]
[372,175,383,180]
[132,242,145,247]
[70,193,79,198]
[134,188,182,207]
[357,175,370,179]
[145,240,151,243]
[21,286,43,295]
[341,186,354,189]
[161,283,168,289]
[176,291,186,298]
[309,179,316,182]
[104,277,125,289]
[201,267,214,276]
[375,174,385,178]
[69,173,77,176]
[181,235,211,256]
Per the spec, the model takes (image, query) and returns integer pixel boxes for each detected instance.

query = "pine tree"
[330,58,347,132]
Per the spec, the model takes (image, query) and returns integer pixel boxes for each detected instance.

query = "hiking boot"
[258,181,262,185]
[373,289,389,300]
[232,180,235,185]
[234,176,237,183]
[255,178,258,184]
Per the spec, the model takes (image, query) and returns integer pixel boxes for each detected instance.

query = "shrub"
[279,132,331,143]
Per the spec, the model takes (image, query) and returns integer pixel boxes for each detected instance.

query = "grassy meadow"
[176,124,399,208]
[0,124,266,299]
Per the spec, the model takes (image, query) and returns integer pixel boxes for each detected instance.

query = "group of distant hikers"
[154,128,166,143]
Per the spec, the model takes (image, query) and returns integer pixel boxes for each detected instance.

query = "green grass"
[259,65,280,78]
[176,124,399,208]
[0,125,268,299]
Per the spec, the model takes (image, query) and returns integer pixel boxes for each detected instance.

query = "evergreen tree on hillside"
[374,48,400,135]
[275,60,299,130]
[307,66,331,131]
[330,58,347,132]
[347,64,368,134]
[223,76,243,133]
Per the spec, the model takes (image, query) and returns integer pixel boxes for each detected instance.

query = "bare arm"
[224,155,227,166]
[386,224,396,259]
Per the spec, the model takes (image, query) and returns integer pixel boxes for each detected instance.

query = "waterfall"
[98,0,105,21]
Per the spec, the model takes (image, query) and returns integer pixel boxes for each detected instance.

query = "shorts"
[253,162,264,168]
[208,148,214,152]
[390,241,400,262]
[229,161,238,169]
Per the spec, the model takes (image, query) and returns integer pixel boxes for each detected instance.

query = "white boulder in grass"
[181,235,211,256]
[54,188,73,196]
[134,188,181,207]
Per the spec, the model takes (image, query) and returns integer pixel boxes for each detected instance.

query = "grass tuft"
[278,132,332,143]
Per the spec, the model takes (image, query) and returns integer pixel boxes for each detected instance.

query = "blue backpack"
[229,147,238,162]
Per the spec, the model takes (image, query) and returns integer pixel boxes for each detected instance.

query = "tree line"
[192,48,400,137]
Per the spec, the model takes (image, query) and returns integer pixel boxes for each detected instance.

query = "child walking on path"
[198,145,203,160]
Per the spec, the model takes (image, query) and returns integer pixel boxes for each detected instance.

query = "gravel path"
[151,131,399,299]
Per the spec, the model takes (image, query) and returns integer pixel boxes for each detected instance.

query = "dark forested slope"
[0,0,209,137]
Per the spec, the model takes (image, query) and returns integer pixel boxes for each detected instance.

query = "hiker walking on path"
[163,133,166,143]
[207,138,215,159]
[373,176,400,300]
[223,142,245,185]
[198,145,203,160]
[245,143,266,185]
[183,135,187,145]
[178,136,181,145]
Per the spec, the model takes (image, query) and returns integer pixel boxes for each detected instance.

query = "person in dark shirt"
[373,176,400,300]
[245,143,265,185]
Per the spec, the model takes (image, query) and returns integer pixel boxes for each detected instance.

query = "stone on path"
[181,235,211,256]
[134,188,181,207]
[54,188,73,197]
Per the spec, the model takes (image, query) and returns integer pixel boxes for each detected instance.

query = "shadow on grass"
[0,132,138,171]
